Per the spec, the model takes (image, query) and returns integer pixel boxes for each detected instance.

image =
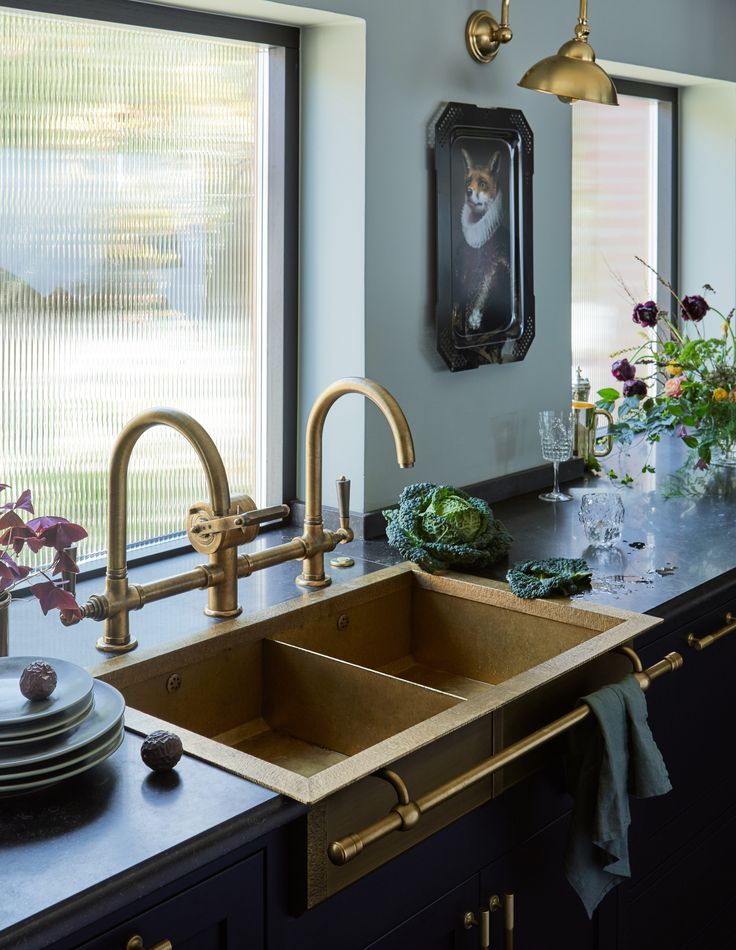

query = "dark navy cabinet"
[599,588,736,950]
[264,769,582,949]
[24,581,736,950]
[479,814,595,950]
[51,853,264,950]
[364,878,478,950]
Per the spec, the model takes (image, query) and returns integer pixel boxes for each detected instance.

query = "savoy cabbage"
[383,482,512,573]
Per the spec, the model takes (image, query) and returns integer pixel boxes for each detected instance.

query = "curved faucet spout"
[108,408,231,578]
[303,377,415,526]
[299,377,415,587]
[100,407,239,652]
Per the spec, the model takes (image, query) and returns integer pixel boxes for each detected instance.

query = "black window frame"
[612,78,680,321]
[0,0,300,578]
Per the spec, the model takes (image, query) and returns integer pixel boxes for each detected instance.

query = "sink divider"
[327,646,684,867]
[257,639,466,760]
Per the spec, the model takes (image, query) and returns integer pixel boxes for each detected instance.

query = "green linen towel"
[565,674,672,917]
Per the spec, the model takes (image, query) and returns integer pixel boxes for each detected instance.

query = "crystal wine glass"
[539,410,574,502]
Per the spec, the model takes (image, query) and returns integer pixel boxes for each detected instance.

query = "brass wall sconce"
[466,0,618,106]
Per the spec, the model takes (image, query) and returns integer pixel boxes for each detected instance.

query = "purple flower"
[695,458,709,472]
[633,301,659,327]
[623,378,648,398]
[681,294,709,322]
[611,358,636,382]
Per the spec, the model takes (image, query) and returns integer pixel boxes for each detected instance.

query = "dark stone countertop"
[1,539,399,949]
[488,480,736,620]
[0,730,303,949]
[3,442,736,947]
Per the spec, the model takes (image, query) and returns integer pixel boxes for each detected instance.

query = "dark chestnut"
[141,730,183,772]
[19,660,58,701]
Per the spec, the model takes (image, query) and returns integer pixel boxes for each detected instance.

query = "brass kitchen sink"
[97,563,658,805]
[95,562,660,905]
[120,636,461,779]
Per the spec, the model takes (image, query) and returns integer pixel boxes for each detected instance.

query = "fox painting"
[452,146,513,339]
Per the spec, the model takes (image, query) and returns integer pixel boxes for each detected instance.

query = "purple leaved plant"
[0,484,87,621]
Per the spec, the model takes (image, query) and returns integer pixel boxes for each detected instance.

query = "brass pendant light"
[518,0,618,105]
[466,0,618,106]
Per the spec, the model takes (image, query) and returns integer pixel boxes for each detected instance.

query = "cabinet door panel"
[630,598,736,876]
[480,814,595,950]
[364,878,478,950]
[617,804,736,950]
[78,854,263,950]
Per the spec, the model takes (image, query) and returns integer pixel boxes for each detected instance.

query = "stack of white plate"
[0,657,125,795]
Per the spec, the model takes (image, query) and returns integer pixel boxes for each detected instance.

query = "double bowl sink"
[96,563,660,903]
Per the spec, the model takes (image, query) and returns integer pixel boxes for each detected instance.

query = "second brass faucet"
[64,377,414,653]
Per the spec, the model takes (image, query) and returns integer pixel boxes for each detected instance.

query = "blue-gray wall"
[172,0,736,511]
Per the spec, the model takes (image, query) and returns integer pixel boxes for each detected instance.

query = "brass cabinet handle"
[125,936,173,950]
[502,892,514,950]
[687,612,736,651]
[463,909,490,948]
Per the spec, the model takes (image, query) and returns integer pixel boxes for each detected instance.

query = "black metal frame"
[0,0,300,576]
[613,79,679,320]
[0,0,299,48]
[431,102,535,372]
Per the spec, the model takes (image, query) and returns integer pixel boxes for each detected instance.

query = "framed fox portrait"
[431,103,535,371]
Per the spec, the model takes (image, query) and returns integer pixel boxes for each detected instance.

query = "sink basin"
[120,636,460,780]
[276,571,620,696]
[99,563,659,805]
[97,562,660,905]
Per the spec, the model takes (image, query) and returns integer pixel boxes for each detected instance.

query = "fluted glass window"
[0,6,295,561]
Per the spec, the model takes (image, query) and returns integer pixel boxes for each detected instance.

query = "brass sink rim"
[95,563,662,804]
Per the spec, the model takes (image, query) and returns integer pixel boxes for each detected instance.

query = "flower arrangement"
[0,484,87,620]
[596,259,736,481]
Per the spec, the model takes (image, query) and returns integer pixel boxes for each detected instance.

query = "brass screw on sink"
[166,673,182,693]
[336,614,349,631]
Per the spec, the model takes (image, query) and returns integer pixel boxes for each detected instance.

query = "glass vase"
[711,442,736,469]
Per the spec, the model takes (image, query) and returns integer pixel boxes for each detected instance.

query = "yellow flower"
[713,388,728,402]
[665,362,682,376]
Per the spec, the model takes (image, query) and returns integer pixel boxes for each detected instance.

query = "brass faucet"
[64,378,414,653]
[296,376,415,587]
[65,408,268,653]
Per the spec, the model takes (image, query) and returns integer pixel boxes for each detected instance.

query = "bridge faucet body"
[66,378,413,652]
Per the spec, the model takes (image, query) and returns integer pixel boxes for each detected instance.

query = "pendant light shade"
[465,0,617,107]
[518,39,618,105]
[518,1,618,106]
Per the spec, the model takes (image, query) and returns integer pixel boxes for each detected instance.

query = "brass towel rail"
[327,647,683,866]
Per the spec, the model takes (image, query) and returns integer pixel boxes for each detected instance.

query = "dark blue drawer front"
[78,852,263,950]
